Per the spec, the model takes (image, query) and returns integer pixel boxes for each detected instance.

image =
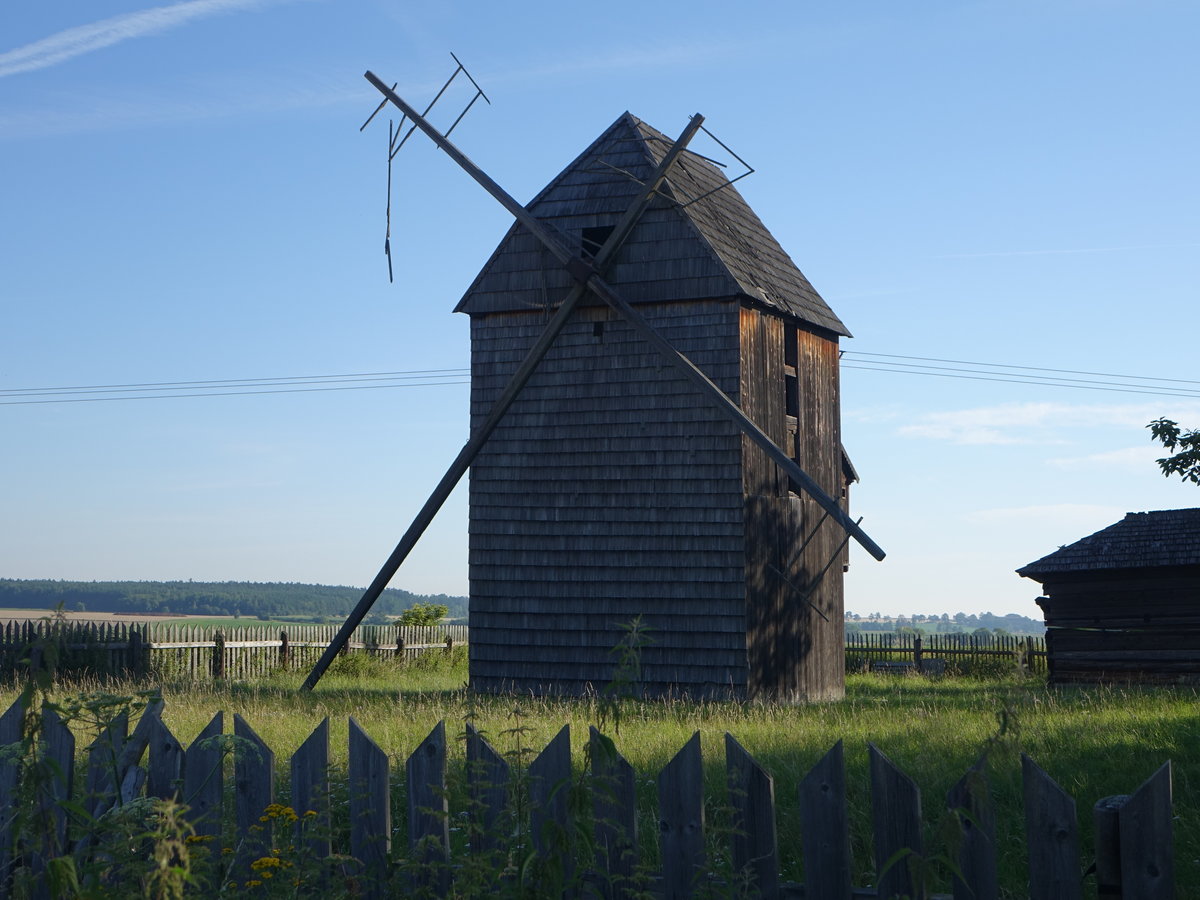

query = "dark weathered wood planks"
[0,693,1179,899]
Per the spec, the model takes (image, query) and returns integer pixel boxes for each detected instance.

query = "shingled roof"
[455,112,850,337]
[1017,508,1200,578]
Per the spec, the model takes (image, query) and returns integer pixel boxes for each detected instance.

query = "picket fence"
[0,620,1046,682]
[0,620,467,681]
[0,695,1173,899]
[846,632,1047,676]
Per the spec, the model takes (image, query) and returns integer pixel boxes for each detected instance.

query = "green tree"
[1148,418,1200,485]
[397,602,448,626]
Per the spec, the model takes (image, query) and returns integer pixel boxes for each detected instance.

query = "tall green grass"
[3,655,1196,896]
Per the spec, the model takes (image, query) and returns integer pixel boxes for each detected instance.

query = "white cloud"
[898,401,1200,446]
[0,0,284,79]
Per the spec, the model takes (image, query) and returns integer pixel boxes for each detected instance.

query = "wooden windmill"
[303,66,884,702]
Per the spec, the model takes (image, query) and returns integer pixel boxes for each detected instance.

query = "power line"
[841,364,1200,400]
[1,367,468,394]
[0,368,469,406]
[840,351,1200,400]
[842,351,1200,386]
[3,352,1197,407]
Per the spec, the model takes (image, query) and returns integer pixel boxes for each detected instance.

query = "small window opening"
[784,323,798,369]
[785,373,799,418]
[581,225,615,259]
[593,321,605,340]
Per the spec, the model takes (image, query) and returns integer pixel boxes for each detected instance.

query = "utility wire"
[3,352,1197,406]
[841,365,1200,400]
[842,351,1200,386]
[0,368,469,406]
[839,351,1200,400]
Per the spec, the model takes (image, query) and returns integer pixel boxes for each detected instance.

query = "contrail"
[0,0,279,78]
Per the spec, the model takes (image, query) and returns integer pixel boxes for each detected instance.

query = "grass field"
[3,656,1196,897]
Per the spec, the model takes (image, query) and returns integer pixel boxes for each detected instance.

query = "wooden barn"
[1018,507,1200,684]
[457,113,858,702]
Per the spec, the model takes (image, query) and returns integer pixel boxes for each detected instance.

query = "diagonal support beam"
[361,71,885,562]
[301,110,706,690]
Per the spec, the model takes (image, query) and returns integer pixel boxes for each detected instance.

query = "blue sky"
[2,0,1197,618]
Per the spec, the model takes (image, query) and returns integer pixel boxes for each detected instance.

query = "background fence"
[845,631,1047,676]
[0,620,1048,681]
[0,695,1173,899]
[0,621,467,681]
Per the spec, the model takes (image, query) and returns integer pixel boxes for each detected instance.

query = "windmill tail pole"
[300,101,707,691]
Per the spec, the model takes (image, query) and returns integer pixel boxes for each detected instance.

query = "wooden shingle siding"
[456,113,849,338]
[468,300,748,697]
[460,111,856,701]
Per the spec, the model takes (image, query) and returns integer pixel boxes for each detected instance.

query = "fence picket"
[407,720,450,894]
[234,714,275,864]
[726,732,779,899]
[148,714,183,801]
[1119,761,1173,899]
[590,725,637,900]
[84,710,127,818]
[870,743,923,900]
[39,707,73,856]
[183,712,224,839]
[799,740,852,900]
[658,730,705,899]
[349,716,390,899]
[291,718,330,858]
[0,697,23,890]
[466,722,509,858]
[529,723,572,884]
[947,754,997,900]
[30,705,74,898]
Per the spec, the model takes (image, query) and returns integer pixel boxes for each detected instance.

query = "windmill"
[303,63,884,700]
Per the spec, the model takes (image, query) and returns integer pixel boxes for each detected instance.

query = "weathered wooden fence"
[1,621,1048,682]
[846,632,1047,676]
[0,621,466,681]
[0,696,1173,898]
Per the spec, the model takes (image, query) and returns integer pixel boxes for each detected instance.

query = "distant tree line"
[0,579,468,622]
[844,610,1044,636]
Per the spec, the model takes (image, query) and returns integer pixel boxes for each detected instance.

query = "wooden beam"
[300,107,706,690]
[363,70,885,562]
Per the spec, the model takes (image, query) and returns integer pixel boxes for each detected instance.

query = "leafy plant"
[1147,417,1200,485]
[397,603,449,627]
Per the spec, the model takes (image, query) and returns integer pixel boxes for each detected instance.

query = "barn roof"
[1017,508,1200,578]
[455,112,850,337]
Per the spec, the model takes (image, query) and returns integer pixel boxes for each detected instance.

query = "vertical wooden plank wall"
[741,307,846,701]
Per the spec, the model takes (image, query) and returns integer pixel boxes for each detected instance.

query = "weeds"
[0,627,1195,896]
